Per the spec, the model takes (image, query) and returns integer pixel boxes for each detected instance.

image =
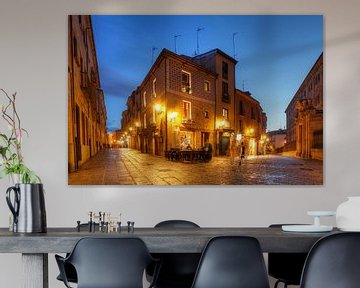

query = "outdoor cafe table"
[0,227,339,288]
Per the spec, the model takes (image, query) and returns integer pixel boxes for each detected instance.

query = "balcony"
[181,86,192,94]
[182,119,195,125]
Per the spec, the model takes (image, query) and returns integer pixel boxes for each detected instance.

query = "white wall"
[1,0,360,287]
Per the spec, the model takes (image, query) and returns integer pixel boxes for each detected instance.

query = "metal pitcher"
[6,183,47,233]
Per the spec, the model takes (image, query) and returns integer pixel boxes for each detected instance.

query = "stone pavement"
[68,148,323,185]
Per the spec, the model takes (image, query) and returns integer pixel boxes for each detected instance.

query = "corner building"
[121,48,267,158]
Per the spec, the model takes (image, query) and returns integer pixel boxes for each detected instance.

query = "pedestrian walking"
[239,142,246,165]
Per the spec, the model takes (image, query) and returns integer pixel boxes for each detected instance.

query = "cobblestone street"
[68,148,323,185]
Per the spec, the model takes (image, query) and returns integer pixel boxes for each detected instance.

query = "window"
[222,108,228,120]
[204,80,210,92]
[222,82,229,103]
[204,111,209,118]
[251,107,255,120]
[239,100,244,115]
[143,113,147,129]
[239,120,244,133]
[312,130,323,148]
[152,78,157,98]
[143,92,147,107]
[222,61,228,79]
[183,100,191,119]
[181,71,191,93]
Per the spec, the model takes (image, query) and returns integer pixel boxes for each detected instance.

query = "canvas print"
[68,15,323,185]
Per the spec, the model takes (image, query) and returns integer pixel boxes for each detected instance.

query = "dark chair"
[268,224,308,288]
[55,237,160,288]
[191,236,270,288]
[56,223,99,284]
[148,220,201,288]
[300,232,360,288]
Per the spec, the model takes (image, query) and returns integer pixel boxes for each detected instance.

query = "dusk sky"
[91,15,323,132]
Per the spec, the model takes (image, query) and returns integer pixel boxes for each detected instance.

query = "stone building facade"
[234,89,267,155]
[267,129,287,153]
[285,53,323,159]
[68,15,107,172]
[121,48,267,157]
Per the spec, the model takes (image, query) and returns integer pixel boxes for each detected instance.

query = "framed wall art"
[68,15,323,185]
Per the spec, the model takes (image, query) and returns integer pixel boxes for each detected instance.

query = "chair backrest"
[67,237,154,288]
[191,236,270,288]
[152,220,201,285]
[155,219,200,228]
[300,232,360,288]
[268,224,308,285]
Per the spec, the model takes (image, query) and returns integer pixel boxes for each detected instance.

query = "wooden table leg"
[22,253,48,288]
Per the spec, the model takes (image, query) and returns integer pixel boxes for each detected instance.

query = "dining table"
[0,226,340,288]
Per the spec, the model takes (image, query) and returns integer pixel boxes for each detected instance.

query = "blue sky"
[91,15,323,132]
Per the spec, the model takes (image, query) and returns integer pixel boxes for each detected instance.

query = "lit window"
[204,81,210,92]
[143,113,147,128]
[181,71,191,93]
[152,78,157,98]
[183,101,191,119]
[222,108,228,120]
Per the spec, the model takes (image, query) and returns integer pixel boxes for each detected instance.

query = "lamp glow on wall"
[168,111,178,122]
[154,104,164,114]
[216,120,225,129]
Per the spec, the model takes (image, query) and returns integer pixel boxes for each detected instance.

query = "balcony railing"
[182,119,195,124]
[181,86,192,94]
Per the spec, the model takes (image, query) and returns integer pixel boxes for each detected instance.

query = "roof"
[140,48,218,89]
[235,88,260,105]
[193,48,238,64]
